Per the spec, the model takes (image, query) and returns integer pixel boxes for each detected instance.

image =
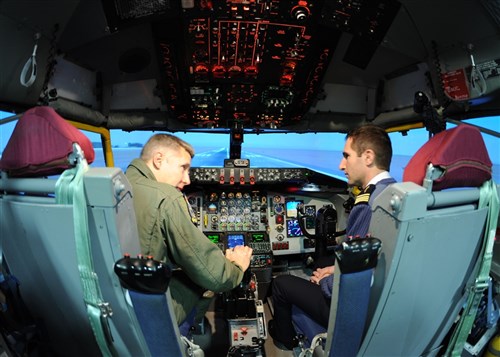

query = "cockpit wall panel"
[0,1,79,107]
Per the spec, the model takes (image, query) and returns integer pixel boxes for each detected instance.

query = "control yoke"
[297,203,341,260]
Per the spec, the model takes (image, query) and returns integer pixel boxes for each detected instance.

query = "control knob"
[291,6,310,21]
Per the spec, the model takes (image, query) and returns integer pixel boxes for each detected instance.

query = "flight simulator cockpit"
[1,0,499,356]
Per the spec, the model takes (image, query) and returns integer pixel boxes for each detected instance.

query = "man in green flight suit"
[126,133,253,326]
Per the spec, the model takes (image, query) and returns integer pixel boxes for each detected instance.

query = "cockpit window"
[1,111,498,183]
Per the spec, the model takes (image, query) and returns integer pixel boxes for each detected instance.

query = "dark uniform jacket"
[319,175,396,298]
[126,158,244,324]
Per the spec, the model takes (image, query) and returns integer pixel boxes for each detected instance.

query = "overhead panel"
[157,0,342,130]
[98,0,406,129]
[102,0,339,130]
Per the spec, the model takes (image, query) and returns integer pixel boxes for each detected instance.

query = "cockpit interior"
[0,1,499,357]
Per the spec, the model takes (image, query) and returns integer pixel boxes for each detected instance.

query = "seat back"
[0,168,155,356]
[358,182,489,356]
[0,107,187,356]
[358,124,496,356]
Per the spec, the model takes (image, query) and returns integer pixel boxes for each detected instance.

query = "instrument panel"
[187,165,347,267]
[186,165,346,300]
[186,187,338,260]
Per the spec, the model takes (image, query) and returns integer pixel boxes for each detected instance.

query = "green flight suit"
[126,158,244,324]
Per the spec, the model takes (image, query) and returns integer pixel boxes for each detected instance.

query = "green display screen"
[207,234,220,243]
[251,233,265,242]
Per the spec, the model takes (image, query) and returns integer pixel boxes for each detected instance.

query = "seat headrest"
[0,106,95,177]
[403,125,492,190]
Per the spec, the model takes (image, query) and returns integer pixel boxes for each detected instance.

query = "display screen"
[251,233,265,242]
[287,219,303,237]
[227,234,245,248]
[207,233,220,243]
[286,200,303,218]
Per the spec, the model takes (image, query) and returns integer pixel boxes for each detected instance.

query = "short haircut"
[140,133,195,160]
[347,124,392,171]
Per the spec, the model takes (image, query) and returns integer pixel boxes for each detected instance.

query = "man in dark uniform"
[126,133,253,326]
[268,124,396,350]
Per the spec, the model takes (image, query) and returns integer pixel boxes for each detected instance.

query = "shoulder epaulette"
[354,184,376,206]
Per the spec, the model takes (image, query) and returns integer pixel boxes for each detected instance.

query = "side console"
[224,271,267,350]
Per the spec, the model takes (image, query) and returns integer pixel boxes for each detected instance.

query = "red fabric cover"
[403,125,492,190]
[0,106,95,177]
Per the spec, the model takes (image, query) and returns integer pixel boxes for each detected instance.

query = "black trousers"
[271,274,330,345]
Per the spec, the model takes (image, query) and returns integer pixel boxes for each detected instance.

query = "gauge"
[305,205,316,216]
[207,203,217,213]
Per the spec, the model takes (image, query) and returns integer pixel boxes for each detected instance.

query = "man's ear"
[364,149,375,166]
[152,152,163,170]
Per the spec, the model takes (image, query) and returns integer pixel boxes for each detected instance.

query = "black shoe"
[267,319,298,351]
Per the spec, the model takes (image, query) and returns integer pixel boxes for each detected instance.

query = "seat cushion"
[403,125,492,190]
[0,106,94,177]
